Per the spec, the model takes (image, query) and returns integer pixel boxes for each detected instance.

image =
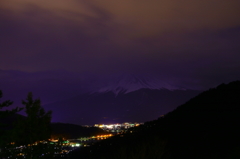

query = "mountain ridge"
[71,80,240,159]
[94,73,182,95]
[45,88,202,125]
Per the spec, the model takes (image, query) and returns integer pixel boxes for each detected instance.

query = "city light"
[93,122,143,132]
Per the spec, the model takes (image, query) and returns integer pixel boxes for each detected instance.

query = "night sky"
[1,1,240,124]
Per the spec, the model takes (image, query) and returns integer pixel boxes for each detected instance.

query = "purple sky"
[1,0,240,87]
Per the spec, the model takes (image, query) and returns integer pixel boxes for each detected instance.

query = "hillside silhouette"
[71,81,240,159]
[0,114,106,140]
[50,123,107,139]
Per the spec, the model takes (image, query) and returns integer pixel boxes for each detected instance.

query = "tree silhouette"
[14,92,52,158]
[23,92,52,142]
[0,90,22,158]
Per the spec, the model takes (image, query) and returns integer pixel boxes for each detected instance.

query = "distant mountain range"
[71,80,240,159]
[0,70,202,125]
[45,88,201,125]
[95,73,180,94]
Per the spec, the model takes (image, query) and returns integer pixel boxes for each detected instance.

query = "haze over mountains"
[1,70,202,125]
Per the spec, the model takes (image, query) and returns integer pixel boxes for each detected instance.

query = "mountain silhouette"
[45,88,201,125]
[71,81,240,159]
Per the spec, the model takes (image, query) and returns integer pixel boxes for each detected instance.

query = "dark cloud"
[0,0,240,88]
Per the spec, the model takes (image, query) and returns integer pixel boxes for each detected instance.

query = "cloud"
[0,0,240,88]
[1,0,240,39]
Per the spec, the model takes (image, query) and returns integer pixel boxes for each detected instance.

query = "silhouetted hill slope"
[0,114,106,139]
[161,81,240,158]
[70,81,240,159]
[50,123,107,139]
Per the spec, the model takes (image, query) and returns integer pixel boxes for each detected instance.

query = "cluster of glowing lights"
[71,143,80,147]
[6,139,79,158]
[95,122,142,130]
[93,134,113,138]
[7,133,116,158]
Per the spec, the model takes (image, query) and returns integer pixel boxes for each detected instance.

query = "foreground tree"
[0,90,23,158]
[23,92,52,143]
[14,92,53,158]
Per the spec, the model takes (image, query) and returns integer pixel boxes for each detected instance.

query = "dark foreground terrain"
[69,81,240,159]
